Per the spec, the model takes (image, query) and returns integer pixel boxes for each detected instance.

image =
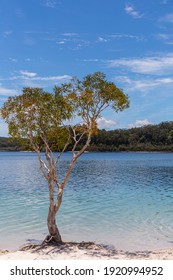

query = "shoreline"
[1,150,173,153]
[1,242,173,260]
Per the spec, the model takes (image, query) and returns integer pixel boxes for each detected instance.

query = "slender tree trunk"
[47,206,62,243]
[46,177,63,244]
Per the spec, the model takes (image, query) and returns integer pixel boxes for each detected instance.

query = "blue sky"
[0,0,173,136]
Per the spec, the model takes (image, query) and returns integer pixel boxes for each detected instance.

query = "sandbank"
[0,242,173,260]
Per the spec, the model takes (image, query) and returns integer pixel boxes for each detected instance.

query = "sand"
[0,242,173,260]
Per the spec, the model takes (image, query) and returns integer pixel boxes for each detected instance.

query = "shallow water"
[0,152,173,251]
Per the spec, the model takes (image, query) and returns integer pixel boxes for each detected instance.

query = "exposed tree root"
[42,235,64,246]
[18,239,153,259]
[0,250,9,255]
[20,238,118,258]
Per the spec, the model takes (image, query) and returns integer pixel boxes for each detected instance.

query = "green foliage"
[89,121,173,152]
[1,121,173,152]
[1,87,72,151]
[55,72,129,130]
[0,72,129,152]
[0,137,20,151]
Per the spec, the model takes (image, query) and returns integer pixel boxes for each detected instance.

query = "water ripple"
[1,152,173,250]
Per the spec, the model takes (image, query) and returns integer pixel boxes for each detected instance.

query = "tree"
[0,72,129,244]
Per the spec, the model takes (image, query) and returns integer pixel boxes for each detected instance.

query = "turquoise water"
[0,152,173,251]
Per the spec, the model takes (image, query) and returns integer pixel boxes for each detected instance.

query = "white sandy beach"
[1,242,173,260]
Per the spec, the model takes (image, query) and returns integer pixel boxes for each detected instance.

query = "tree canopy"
[1,72,129,152]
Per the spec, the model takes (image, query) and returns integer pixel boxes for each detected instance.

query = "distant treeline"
[89,121,173,152]
[0,137,22,151]
[1,121,173,152]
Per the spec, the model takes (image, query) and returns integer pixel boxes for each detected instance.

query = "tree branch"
[55,127,71,165]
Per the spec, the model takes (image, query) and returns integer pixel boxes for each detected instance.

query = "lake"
[0,151,173,251]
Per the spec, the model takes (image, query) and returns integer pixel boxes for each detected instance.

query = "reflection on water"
[0,152,173,251]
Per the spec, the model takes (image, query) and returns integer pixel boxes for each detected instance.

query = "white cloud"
[51,34,91,50]
[116,76,173,91]
[15,71,71,82]
[31,75,71,81]
[125,4,143,19]
[97,117,117,129]
[4,72,72,89]
[0,73,72,95]
[97,37,108,43]
[108,33,144,41]
[0,87,18,96]
[62,33,79,37]
[42,0,57,8]
[56,40,66,45]
[9,57,18,63]
[83,59,99,62]
[157,33,173,45]
[128,119,151,128]
[20,70,37,78]
[108,53,173,75]
[50,32,144,52]
[157,33,173,42]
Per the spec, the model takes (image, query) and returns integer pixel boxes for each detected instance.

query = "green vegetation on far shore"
[0,137,22,151]
[1,121,173,152]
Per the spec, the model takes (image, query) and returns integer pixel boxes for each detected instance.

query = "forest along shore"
[1,121,173,152]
